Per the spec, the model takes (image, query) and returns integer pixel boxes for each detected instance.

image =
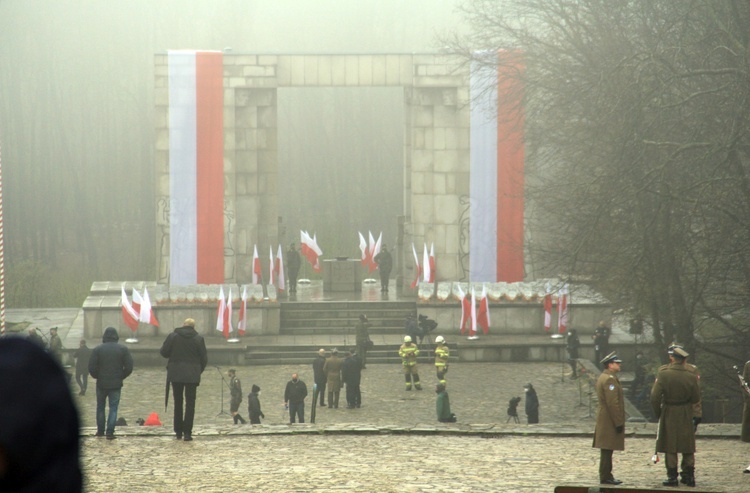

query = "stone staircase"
[278,300,416,335]
[244,300,456,365]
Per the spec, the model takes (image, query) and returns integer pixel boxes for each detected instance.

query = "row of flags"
[251,244,286,290]
[358,231,382,272]
[121,287,160,332]
[410,243,435,288]
[543,284,569,334]
[215,286,248,339]
[458,285,491,337]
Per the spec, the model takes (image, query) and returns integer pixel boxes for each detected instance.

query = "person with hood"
[73,339,92,396]
[0,337,82,492]
[523,383,539,424]
[247,384,264,424]
[88,327,134,440]
[160,318,208,441]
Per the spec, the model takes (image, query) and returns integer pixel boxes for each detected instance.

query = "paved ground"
[71,362,750,493]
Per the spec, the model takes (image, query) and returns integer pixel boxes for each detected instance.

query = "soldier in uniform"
[373,243,393,292]
[651,347,701,487]
[355,314,371,369]
[566,329,580,379]
[592,321,610,364]
[593,351,625,486]
[48,327,63,364]
[434,335,449,386]
[399,335,422,390]
[323,348,343,408]
[227,369,247,424]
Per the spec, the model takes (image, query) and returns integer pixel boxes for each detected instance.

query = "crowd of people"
[3,315,750,491]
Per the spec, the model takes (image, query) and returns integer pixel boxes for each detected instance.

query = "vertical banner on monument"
[168,50,224,285]
[469,51,525,282]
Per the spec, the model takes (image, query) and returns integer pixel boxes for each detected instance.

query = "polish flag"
[251,245,262,284]
[469,50,525,282]
[121,287,139,332]
[168,50,224,285]
[139,287,160,327]
[458,285,472,335]
[469,288,478,337]
[131,288,143,315]
[275,244,286,292]
[237,286,247,336]
[269,246,275,286]
[543,288,552,333]
[477,286,491,334]
[410,243,421,289]
[557,285,569,334]
[358,232,369,266]
[369,231,382,273]
[216,287,227,337]
[422,244,431,283]
[300,230,322,273]
[428,243,436,283]
[224,288,233,339]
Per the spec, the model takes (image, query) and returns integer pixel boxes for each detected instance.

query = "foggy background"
[0,0,470,307]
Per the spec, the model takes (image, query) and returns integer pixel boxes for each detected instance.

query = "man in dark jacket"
[247,384,264,424]
[524,383,539,424]
[312,348,328,407]
[160,318,208,441]
[48,327,63,364]
[373,243,393,292]
[88,327,134,439]
[284,373,308,423]
[286,243,302,293]
[342,349,362,408]
[73,339,92,395]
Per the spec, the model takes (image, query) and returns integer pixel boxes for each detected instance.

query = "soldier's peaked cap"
[671,347,689,358]
[600,351,622,366]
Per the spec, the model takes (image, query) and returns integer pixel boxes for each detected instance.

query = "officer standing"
[399,335,422,390]
[286,243,302,293]
[662,342,703,428]
[650,347,701,487]
[228,369,247,424]
[593,352,625,486]
[434,335,449,386]
[323,348,343,408]
[592,321,610,364]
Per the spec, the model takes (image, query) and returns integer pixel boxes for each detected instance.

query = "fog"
[0,0,469,306]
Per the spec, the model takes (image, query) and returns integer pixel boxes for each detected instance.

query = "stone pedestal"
[323,259,361,292]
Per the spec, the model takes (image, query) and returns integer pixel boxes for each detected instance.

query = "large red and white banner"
[470,51,525,282]
[168,50,224,285]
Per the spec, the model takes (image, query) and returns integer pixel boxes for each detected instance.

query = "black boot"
[233,415,239,425]
[663,467,679,487]
[238,414,247,424]
[680,467,695,487]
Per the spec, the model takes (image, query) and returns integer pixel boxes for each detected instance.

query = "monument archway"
[155,52,504,288]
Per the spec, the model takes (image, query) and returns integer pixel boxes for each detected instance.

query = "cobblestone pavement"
[73,362,749,492]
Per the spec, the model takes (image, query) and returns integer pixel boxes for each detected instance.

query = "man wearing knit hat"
[651,346,701,487]
[593,351,625,485]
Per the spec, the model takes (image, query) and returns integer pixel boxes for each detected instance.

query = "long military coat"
[741,361,750,443]
[323,354,343,390]
[650,363,700,453]
[593,368,625,451]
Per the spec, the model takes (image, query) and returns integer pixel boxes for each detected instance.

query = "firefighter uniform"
[434,336,449,386]
[399,336,421,390]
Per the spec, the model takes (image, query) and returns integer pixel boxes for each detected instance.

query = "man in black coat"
[342,349,363,408]
[88,327,134,439]
[160,318,208,441]
[284,373,308,423]
[566,329,580,379]
[524,383,540,424]
[373,243,393,292]
[73,339,92,396]
[286,243,302,293]
[247,384,265,424]
[312,348,328,407]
